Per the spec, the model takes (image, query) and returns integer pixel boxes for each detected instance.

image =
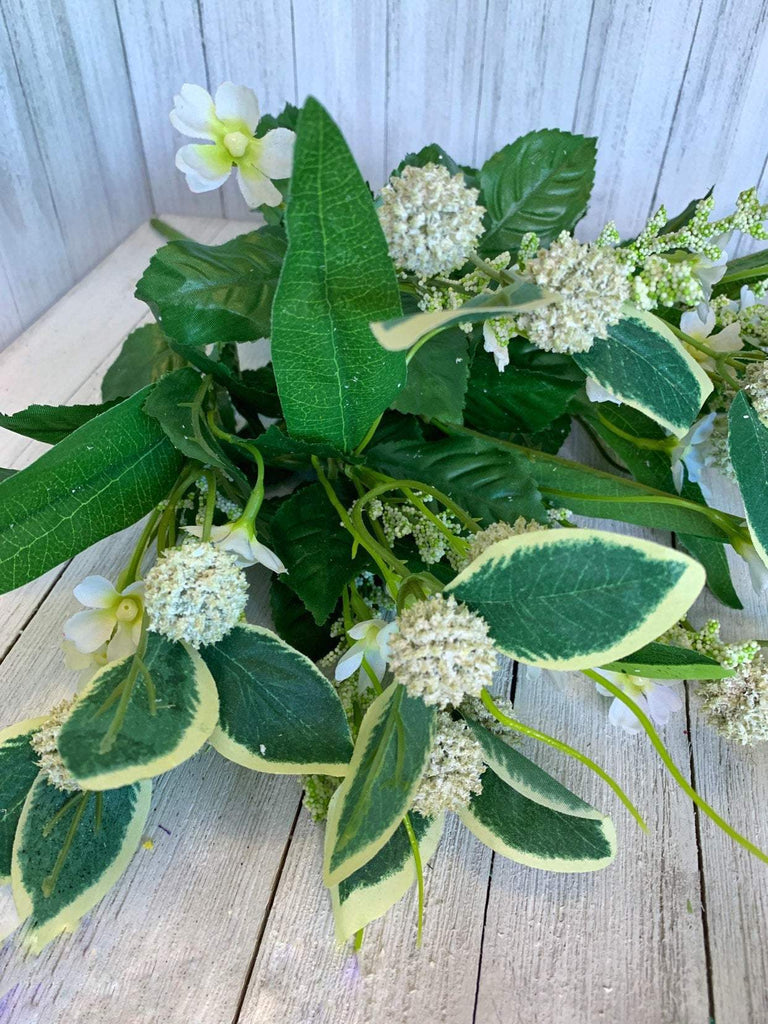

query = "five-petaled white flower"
[595,670,683,734]
[680,305,742,373]
[669,411,717,493]
[334,618,397,685]
[63,576,144,664]
[184,520,286,573]
[171,83,295,208]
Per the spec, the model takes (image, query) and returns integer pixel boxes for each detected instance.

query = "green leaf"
[366,436,545,525]
[12,777,150,952]
[0,401,120,445]
[478,129,596,255]
[270,482,373,624]
[446,528,704,670]
[201,625,352,774]
[714,247,768,299]
[465,344,583,435]
[269,577,335,661]
[0,387,184,596]
[331,812,443,943]
[602,641,731,680]
[729,390,768,572]
[678,474,742,610]
[252,424,346,467]
[271,97,405,452]
[658,190,712,235]
[0,718,46,882]
[392,327,469,422]
[58,635,219,789]
[324,683,436,886]
[135,226,286,347]
[463,718,602,818]
[102,324,185,401]
[0,468,14,482]
[573,307,712,436]
[394,143,461,176]
[371,281,544,353]
[458,768,615,871]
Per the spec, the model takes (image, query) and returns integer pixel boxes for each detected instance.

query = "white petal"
[710,323,742,355]
[63,608,116,653]
[123,580,145,599]
[0,884,24,944]
[252,540,286,574]
[348,619,376,640]
[257,128,296,179]
[585,377,622,405]
[72,575,119,609]
[107,624,138,662]
[608,696,644,733]
[170,83,217,140]
[646,685,683,727]
[335,643,365,681]
[175,144,232,191]
[236,165,282,208]
[680,308,712,340]
[214,82,260,132]
[365,647,387,681]
[689,411,716,446]
[62,639,98,671]
[671,457,684,493]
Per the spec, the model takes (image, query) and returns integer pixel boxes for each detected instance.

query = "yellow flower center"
[115,597,141,623]
[223,131,250,158]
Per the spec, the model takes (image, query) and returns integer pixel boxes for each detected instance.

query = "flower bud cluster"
[411,714,486,818]
[462,517,546,568]
[664,619,759,671]
[698,655,768,746]
[368,497,462,567]
[30,699,79,792]
[743,362,768,427]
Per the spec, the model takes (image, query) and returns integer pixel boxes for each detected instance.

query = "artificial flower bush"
[2,82,768,953]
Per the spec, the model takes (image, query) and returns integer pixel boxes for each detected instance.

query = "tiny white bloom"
[171,82,295,208]
[595,670,683,734]
[689,248,729,306]
[669,412,717,492]
[585,377,622,405]
[334,618,397,684]
[184,520,285,573]
[63,576,144,663]
[482,320,511,372]
[732,535,768,594]
[680,305,742,373]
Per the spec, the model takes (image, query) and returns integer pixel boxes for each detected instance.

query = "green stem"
[402,812,425,946]
[480,690,647,831]
[99,621,150,753]
[354,414,384,455]
[591,410,674,452]
[150,217,192,242]
[355,470,480,535]
[584,670,768,866]
[117,505,163,589]
[468,252,515,285]
[202,470,217,542]
[207,414,266,520]
[354,928,365,951]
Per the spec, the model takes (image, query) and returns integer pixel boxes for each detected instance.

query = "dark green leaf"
[0,401,120,445]
[135,226,286,347]
[252,424,346,467]
[271,98,405,451]
[392,327,469,423]
[479,129,596,255]
[102,324,185,401]
[269,577,336,660]
[201,624,352,773]
[602,641,731,680]
[678,474,742,609]
[394,143,461,176]
[0,388,184,595]
[714,247,768,299]
[729,390,768,572]
[366,436,545,525]
[0,717,46,880]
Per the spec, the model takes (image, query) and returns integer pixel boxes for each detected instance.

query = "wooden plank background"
[1,0,768,349]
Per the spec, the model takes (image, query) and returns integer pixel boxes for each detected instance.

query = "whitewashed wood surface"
[2,0,768,349]
[0,216,767,1024]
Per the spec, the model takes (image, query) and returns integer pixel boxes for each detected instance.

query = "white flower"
[482,319,513,371]
[585,377,622,405]
[171,82,295,207]
[184,520,285,573]
[334,618,397,684]
[679,305,742,373]
[595,670,683,734]
[63,576,144,663]
[689,248,729,305]
[669,412,717,492]
[732,535,768,594]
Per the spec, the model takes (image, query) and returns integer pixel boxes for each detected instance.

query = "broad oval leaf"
[135,226,286,347]
[331,812,444,944]
[271,97,405,452]
[101,323,184,401]
[200,624,353,775]
[391,327,469,423]
[12,776,150,952]
[0,718,46,882]
[479,129,596,255]
[324,683,436,887]
[366,436,545,526]
[729,390,768,574]
[446,528,705,670]
[573,307,712,436]
[458,769,615,872]
[601,641,730,680]
[0,387,184,596]
[58,635,219,790]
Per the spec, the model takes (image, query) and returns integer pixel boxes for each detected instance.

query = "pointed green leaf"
[324,683,436,887]
[0,402,120,445]
[12,777,150,952]
[271,97,405,451]
[601,641,731,680]
[446,528,704,670]
[0,718,47,882]
[331,812,444,944]
[574,307,712,436]
[200,624,353,774]
[366,436,545,526]
[678,474,742,610]
[392,327,469,423]
[102,323,185,401]
[135,226,286,347]
[479,129,597,255]
[729,390,768,573]
[0,387,184,596]
[458,769,615,871]
[58,635,219,790]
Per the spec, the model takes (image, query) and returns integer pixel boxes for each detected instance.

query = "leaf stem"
[150,217,192,242]
[402,812,425,946]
